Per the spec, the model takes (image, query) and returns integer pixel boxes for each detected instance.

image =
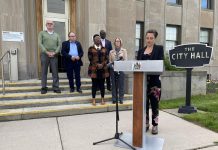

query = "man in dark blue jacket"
[61,32,84,93]
[100,30,112,91]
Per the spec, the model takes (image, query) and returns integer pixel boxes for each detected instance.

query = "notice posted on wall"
[2,31,24,42]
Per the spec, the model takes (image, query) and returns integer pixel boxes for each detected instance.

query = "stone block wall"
[124,71,207,100]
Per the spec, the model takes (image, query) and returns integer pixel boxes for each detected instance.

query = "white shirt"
[46,29,54,35]
[47,31,54,35]
[101,39,105,47]
[94,44,102,50]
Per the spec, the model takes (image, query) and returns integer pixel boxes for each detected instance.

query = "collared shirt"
[101,39,105,47]
[46,29,54,35]
[109,48,128,63]
[94,44,101,50]
[69,41,78,57]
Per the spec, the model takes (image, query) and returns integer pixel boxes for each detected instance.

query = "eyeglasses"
[69,36,76,37]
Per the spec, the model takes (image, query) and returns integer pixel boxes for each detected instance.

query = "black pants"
[92,78,105,98]
[106,76,111,89]
[66,61,81,90]
[106,68,111,89]
[146,87,160,126]
[110,69,125,102]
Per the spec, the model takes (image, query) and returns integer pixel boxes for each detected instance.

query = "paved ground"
[0,110,218,150]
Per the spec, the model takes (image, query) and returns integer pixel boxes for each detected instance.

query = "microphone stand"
[93,70,136,150]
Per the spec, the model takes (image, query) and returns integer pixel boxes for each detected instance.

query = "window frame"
[200,28,213,46]
[165,25,181,51]
[201,0,213,10]
[166,0,182,5]
[43,0,69,19]
[135,21,144,51]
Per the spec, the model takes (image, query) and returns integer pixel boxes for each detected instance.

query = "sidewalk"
[0,110,217,150]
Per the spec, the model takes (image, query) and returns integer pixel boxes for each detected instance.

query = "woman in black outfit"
[137,29,164,135]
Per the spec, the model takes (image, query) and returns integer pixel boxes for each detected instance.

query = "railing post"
[2,62,5,95]
[0,50,10,95]
[8,52,11,82]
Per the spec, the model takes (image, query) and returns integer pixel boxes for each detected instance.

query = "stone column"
[0,0,28,79]
[144,0,166,45]
[106,0,136,59]
[77,0,107,77]
[24,0,38,79]
[181,0,200,43]
[106,0,136,94]
[210,0,218,80]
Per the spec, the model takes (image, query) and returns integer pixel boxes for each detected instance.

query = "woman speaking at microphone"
[109,37,128,104]
[137,29,164,135]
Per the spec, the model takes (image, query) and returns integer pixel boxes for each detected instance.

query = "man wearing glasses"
[38,20,61,94]
[61,32,84,93]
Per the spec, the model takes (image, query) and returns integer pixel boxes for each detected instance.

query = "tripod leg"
[93,137,115,145]
[118,138,136,150]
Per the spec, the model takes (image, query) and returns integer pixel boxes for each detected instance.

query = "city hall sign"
[169,43,213,68]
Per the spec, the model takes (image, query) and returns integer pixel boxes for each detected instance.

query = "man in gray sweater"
[38,20,61,94]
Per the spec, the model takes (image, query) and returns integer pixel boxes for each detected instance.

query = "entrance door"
[43,0,69,72]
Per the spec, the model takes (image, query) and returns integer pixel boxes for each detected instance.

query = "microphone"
[107,62,114,69]
[118,56,123,60]
[107,56,124,69]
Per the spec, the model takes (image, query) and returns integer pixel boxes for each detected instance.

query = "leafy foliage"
[164,55,185,71]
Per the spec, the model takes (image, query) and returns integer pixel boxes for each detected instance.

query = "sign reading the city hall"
[169,43,213,68]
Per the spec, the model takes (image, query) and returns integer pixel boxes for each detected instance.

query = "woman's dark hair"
[146,29,158,38]
[93,34,100,40]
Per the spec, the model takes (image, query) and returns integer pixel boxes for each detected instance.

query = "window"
[167,0,182,5]
[47,0,65,14]
[200,28,212,46]
[165,25,181,51]
[135,22,144,51]
[201,0,213,9]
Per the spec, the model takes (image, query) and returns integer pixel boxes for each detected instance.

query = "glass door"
[43,0,69,72]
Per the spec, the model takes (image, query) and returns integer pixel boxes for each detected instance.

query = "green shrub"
[164,55,185,71]
[206,81,218,93]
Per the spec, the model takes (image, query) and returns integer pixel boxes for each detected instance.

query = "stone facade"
[161,71,207,100]
[0,0,217,80]
[0,0,38,79]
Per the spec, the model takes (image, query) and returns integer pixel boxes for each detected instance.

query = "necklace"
[144,46,153,54]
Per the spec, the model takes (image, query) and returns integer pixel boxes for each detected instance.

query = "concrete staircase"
[0,78,133,121]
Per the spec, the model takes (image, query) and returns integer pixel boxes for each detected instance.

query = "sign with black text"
[169,44,212,68]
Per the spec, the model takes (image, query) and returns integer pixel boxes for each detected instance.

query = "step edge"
[0,102,133,116]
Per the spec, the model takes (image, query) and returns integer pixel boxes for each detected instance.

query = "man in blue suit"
[100,30,112,91]
[61,32,84,93]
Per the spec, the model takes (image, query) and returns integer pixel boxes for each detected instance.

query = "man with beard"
[100,30,112,91]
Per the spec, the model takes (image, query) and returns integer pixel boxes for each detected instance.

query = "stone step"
[0,84,92,93]
[0,100,133,122]
[0,78,133,122]
[0,90,111,100]
[0,94,132,109]
[1,78,91,87]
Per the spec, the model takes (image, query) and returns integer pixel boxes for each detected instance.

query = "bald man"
[38,20,61,94]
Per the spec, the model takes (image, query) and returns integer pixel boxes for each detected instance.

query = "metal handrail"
[0,50,10,62]
[0,50,10,95]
